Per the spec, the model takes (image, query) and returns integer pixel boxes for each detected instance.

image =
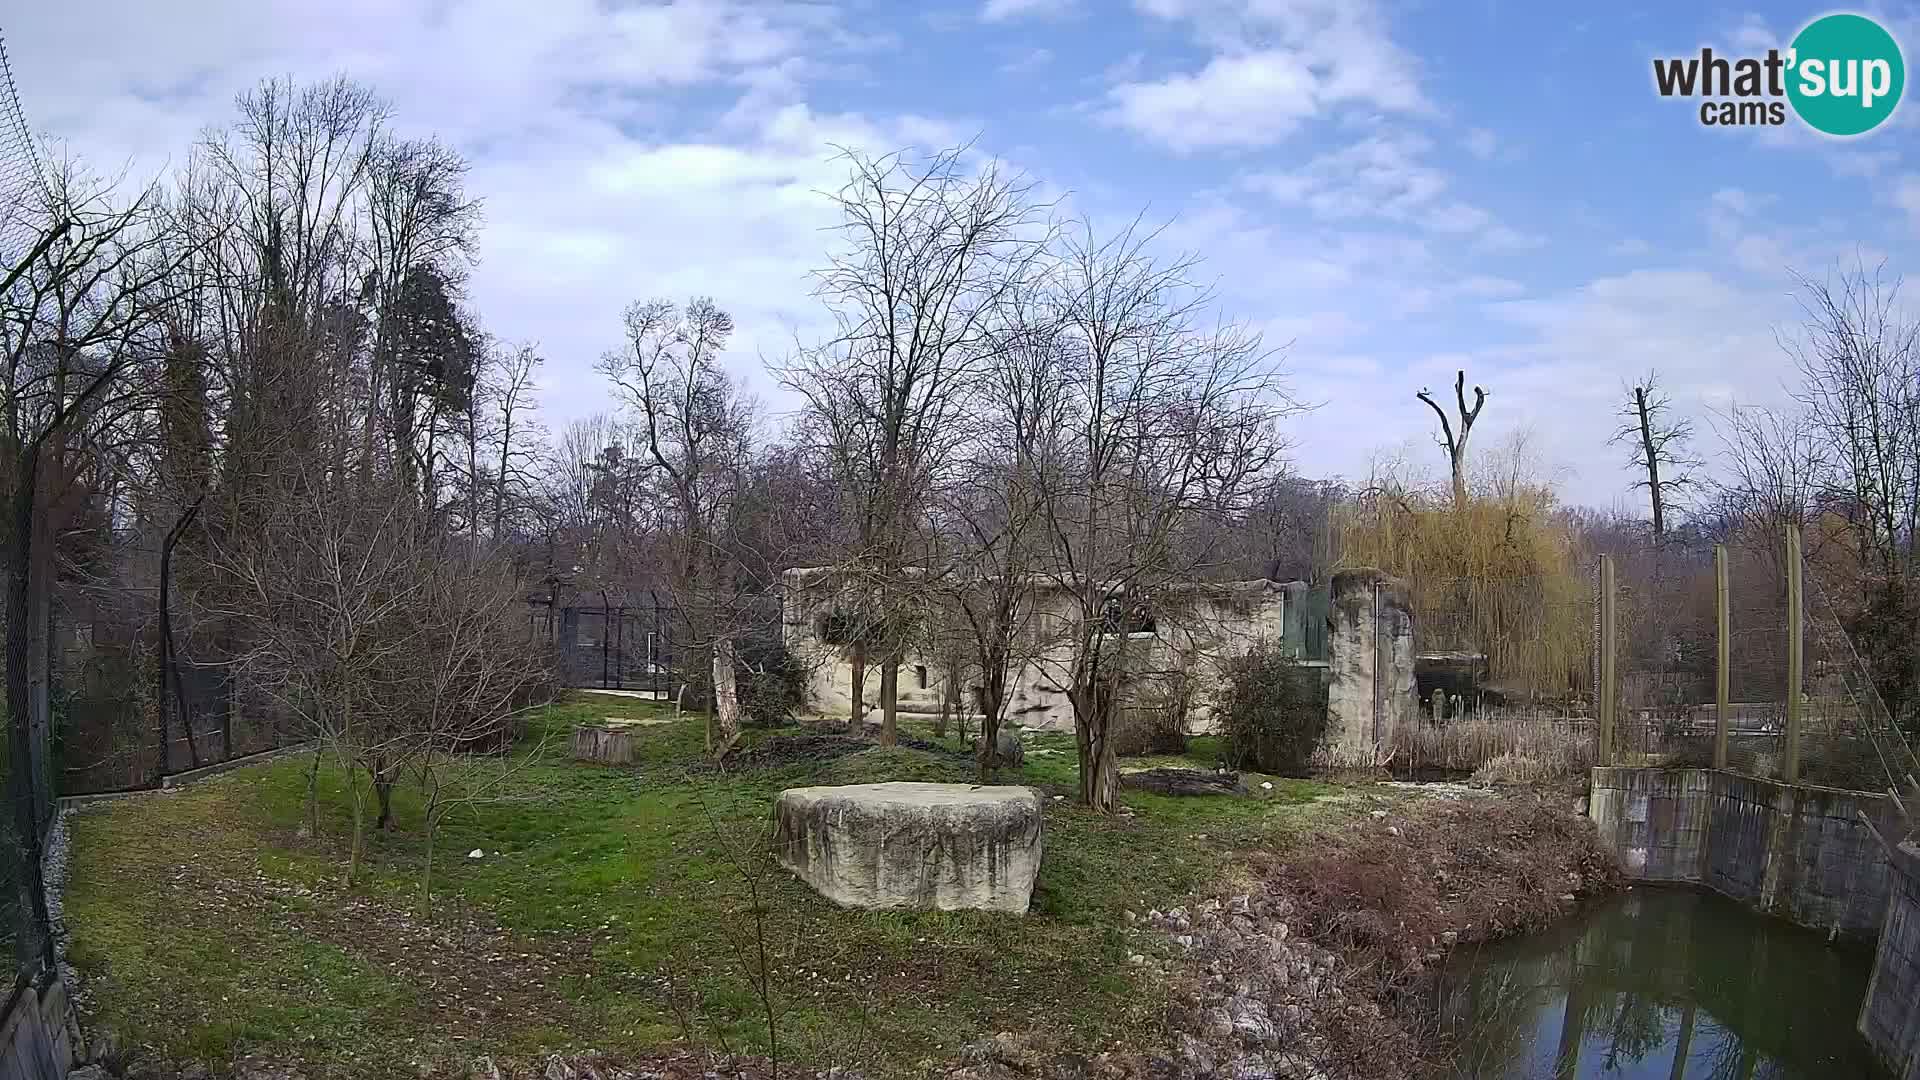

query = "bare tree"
[1,157,190,911]
[598,297,757,754]
[781,144,1052,745]
[1609,371,1698,538]
[924,286,1070,777]
[1416,370,1488,510]
[1032,219,1301,811]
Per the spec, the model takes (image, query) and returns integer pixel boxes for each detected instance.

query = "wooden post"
[1785,524,1804,784]
[1715,544,1730,770]
[1599,554,1617,767]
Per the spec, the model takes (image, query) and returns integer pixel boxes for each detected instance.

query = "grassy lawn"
[64,694,1346,1078]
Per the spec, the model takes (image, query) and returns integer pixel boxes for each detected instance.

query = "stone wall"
[1321,568,1415,765]
[0,977,73,1080]
[1862,842,1920,1080]
[1588,766,1892,940]
[780,568,1300,733]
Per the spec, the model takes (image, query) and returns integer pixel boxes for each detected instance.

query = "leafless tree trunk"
[598,297,755,755]
[1611,371,1698,539]
[1417,370,1488,510]
[782,145,1052,748]
[1032,218,1303,812]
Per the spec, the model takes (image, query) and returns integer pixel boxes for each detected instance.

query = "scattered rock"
[468,848,485,859]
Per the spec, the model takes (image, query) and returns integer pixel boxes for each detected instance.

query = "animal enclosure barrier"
[1601,527,1920,795]
[546,602,678,695]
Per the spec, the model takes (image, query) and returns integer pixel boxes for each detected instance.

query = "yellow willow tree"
[1336,436,1590,700]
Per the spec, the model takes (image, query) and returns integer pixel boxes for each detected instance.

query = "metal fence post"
[1785,524,1804,784]
[1715,543,1730,770]
[1599,554,1616,767]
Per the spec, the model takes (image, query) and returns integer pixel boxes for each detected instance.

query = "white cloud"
[1108,51,1322,150]
[2,0,937,430]
[981,0,1075,21]
[1891,175,1920,230]
[999,47,1056,75]
[1107,0,1424,150]
[1242,131,1535,250]
[1464,127,1497,159]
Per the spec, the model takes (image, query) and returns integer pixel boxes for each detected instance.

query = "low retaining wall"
[0,975,74,1080]
[1863,843,1920,1079]
[1587,766,1891,940]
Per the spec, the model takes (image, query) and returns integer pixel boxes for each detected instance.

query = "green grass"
[65,693,1341,1078]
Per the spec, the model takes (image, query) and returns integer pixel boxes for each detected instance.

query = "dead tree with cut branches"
[1417,370,1488,510]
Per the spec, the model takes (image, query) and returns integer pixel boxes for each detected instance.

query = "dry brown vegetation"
[1248,792,1621,1078]
[1388,714,1596,783]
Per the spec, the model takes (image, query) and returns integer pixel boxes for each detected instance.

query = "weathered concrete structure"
[772,782,1044,913]
[1863,842,1920,1079]
[1590,766,1920,1076]
[781,568,1319,734]
[1321,568,1415,765]
[1588,766,1892,939]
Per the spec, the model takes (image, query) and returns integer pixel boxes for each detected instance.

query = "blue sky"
[9,0,1920,509]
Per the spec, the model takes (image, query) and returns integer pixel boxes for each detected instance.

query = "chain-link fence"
[1393,529,1920,797]
[0,31,45,268]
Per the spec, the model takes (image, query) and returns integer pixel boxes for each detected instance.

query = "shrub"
[1216,643,1327,776]
[1111,668,1194,757]
[735,636,813,727]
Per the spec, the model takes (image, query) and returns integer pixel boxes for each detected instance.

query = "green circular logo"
[1787,13,1905,136]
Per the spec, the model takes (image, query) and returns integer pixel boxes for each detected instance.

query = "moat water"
[1437,886,1890,1078]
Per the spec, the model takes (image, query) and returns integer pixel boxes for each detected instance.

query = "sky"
[6,0,1920,511]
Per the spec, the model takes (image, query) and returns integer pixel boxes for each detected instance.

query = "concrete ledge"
[60,742,315,808]
[1589,766,1891,941]
[159,742,315,789]
[1863,842,1920,1080]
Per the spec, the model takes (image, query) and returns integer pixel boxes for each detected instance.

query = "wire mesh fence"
[0,31,45,268]
[1602,528,1920,794]
[0,25,59,1005]
[1395,528,1920,797]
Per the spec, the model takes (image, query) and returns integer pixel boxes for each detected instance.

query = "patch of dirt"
[1118,769,1246,797]
[720,730,968,769]
[145,1046,838,1080]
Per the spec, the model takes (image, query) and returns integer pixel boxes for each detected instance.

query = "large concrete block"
[1322,568,1415,765]
[773,782,1044,913]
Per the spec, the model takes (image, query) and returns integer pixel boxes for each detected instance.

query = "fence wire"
[0,30,46,268]
[0,24,56,1000]
[1403,533,1919,797]
[1599,532,1918,793]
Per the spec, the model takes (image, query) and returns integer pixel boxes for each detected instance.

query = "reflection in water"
[1436,887,1889,1079]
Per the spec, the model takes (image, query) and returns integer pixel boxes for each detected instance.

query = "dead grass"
[1392,714,1595,780]
[1249,792,1623,1077]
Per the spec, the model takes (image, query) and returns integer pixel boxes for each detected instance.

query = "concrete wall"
[780,568,1299,733]
[0,977,74,1080]
[1588,766,1892,940]
[1321,568,1415,765]
[1862,842,1920,1080]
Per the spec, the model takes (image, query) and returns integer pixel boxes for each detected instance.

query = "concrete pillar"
[1323,568,1415,766]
